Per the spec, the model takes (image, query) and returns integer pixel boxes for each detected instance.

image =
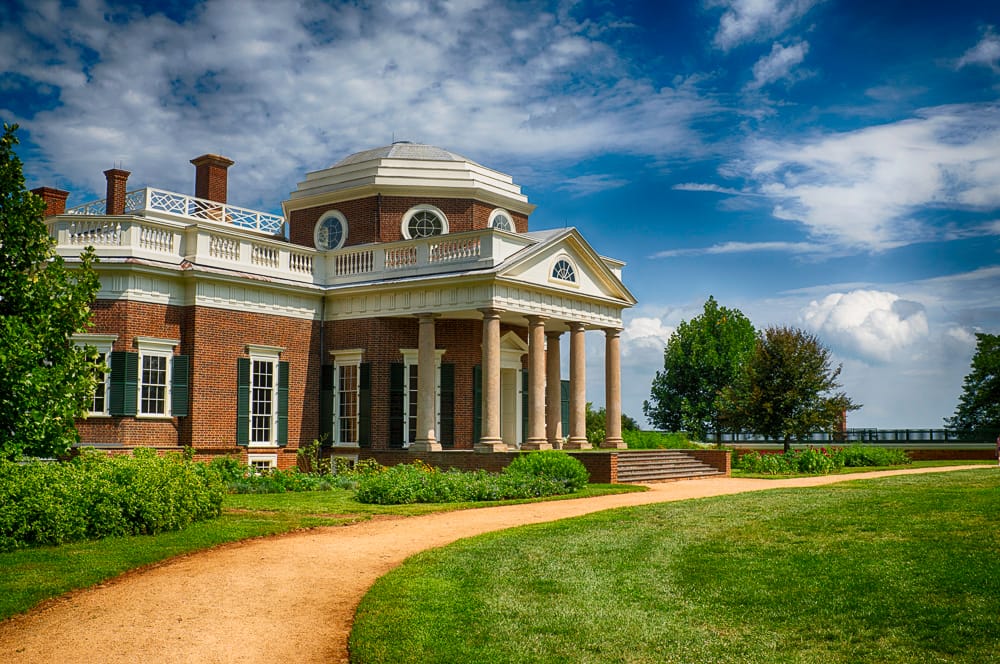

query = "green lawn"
[351,469,1000,664]
[0,483,640,620]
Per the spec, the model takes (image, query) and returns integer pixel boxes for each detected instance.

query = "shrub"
[505,451,589,491]
[0,448,224,551]
[354,453,588,505]
[837,445,911,467]
[622,430,702,450]
[736,445,911,475]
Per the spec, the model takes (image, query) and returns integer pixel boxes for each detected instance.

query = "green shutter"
[170,355,190,417]
[358,363,372,449]
[236,358,250,446]
[319,364,333,444]
[389,363,404,448]
[277,361,289,447]
[560,379,570,439]
[472,364,482,444]
[109,351,138,416]
[521,369,529,445]
[439,363,455,448]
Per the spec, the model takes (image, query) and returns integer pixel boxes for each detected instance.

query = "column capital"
[525,314,549,325]
[603,326,623,338]
[478,307,504,320]
[567,321,587,333]
[545,329,563,339]
[415,312,441,321]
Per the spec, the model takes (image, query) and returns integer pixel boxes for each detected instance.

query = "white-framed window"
[401,204,448,239]
[248,453,277,473]
[550,256,578,284]
[247,345,283,445]
[135,337,179,418]
[314,209,348,250]
[72,333,117,417]
[330,349,363,447]
[489,208,514,232]
[400,349,445,447]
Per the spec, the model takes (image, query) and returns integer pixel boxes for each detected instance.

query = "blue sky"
[3,0,999,429]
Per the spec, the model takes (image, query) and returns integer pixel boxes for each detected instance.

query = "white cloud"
[672,182,752,195]
[735,103,1000,250]
[621,316,675,355]
[709,0,821,51]
[3,0,717,208]
[651,240,826,258]
[557,173,630,196]
[801,289,929,363]
[956,26,1000,71]
[747,41,809,89]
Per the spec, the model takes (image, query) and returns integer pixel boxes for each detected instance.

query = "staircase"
[615,450,725,483]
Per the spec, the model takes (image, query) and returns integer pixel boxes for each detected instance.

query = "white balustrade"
[289,252,313,274]
[385,246,418,270]
[209,234,240,262]
[430,236,481,263]
[334,249,375,276]
[68,220,122,246]
[251,243,279,268]
[139,225,174,253]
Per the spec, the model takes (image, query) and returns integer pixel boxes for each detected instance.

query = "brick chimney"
[104,168,130,215]
[30,187,70,217]
[190,154,234,204]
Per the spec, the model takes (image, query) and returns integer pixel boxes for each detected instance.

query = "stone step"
[615,450,722,483]
[617,468,724,482]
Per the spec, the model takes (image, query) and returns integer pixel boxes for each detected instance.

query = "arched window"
[314,210,347,250]
[551,258,576,283]
[401,204,448,239]
[489,208,514,232]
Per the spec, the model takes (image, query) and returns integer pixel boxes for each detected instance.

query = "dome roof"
[333,141,480,168]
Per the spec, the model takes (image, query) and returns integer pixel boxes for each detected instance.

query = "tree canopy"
[946,332,1000,438]
[643,296,756,442]
[720,325,859,452]
[0,123,100,460]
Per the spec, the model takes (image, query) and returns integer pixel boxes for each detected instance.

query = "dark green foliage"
[735,445,911,474]
[621,429,702,449]
[946,332,1000,438]
[0,124,101,460]
[584,402,639,445]
[721,326,859,452]
[355,452,589,505]
[0,448,224,551]
[644,296,756,443]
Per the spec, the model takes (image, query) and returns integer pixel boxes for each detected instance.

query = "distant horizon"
[4,0,998,428]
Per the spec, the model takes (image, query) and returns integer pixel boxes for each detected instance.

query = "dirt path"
[0,465,989,663]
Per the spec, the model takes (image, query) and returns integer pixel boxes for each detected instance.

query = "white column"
[476,308,506,452]
[601,327,627,449]
[545,330,563,448]
[564,321,591,449]
[523,315,551,450]
[410,314,441,451]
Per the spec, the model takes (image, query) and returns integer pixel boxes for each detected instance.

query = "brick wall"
[684,449,731,475]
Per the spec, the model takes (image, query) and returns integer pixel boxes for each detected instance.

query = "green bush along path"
[0,465,991,664]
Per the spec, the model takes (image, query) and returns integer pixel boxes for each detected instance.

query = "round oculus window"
[314,212,346,250]
[407,210,444,238]
[552,258,576,282]
[491,212,513,231]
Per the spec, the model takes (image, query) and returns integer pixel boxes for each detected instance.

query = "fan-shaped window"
[489,208,514,232]
[551,258,576,283]
[402,204,448,239]
[314,210,347,250]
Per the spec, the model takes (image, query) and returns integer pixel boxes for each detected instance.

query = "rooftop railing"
[65,187,285,236]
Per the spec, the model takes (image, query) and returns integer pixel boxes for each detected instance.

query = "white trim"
[247,453,278,471]
[137,349,173,418]
[399,349,444,447]
[314,209,348,250]
[331,351,364,447]
[401,204,449,239]
[72,333,119,345]
[73,334,118,417]
[246,344,284,358]
[134,336,180,352]
[549,255,579,287]
[329,348,364,364]
[489,208,515,232]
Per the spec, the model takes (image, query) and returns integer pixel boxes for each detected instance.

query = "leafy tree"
[0,123,100,460]
[585,402,639,446]
[945,332,1000,438]
[720,326,859,453]
[643,296,756,443]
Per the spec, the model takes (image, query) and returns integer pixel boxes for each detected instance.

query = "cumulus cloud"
[651,240,826,258]
[734,103,1000,250]
[2,0,717,208]
[709,0,821,51]
[621,316,675,355]
[801,290,930,362]
[956,26,1000,71]
[746,41,809,89]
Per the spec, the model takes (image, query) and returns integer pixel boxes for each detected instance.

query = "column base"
[600,438,627,449]
[474,439,508,453]
[521,439,553,451]
[563,437,593,450]
[409,440,442,452]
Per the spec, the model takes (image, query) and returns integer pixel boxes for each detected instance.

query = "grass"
[350,468,1000,664]
[0,483,640,620]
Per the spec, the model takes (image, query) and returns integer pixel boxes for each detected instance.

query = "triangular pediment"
[497,228,636,305]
